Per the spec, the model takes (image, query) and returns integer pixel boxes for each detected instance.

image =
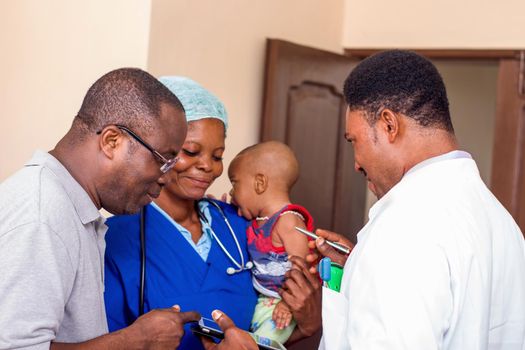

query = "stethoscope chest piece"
[226,260,253,275]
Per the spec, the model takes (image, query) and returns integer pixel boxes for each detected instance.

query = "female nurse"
[104,76,257,350]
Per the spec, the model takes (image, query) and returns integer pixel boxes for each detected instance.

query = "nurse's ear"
[378,109,400,143]
[254,173,268,195]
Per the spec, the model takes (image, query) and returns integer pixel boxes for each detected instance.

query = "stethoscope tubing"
[203,200,246,270]
[138,199,252,315]
[139,207,146,316]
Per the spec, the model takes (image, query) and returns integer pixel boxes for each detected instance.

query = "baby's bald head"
[229,141,299,192]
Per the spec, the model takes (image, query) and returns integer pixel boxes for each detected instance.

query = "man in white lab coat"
[288,50,525,349]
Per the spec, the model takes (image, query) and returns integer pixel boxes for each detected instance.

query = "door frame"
[345,48,525,235]
[345,49,521,60]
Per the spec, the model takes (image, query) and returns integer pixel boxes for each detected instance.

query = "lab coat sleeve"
[346,225,453,349]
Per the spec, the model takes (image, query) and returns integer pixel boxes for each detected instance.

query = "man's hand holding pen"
[306,229,353,275]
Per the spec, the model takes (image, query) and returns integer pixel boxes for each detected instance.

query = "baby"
[228,141,314,343]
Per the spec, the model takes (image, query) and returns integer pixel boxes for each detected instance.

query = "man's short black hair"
[75,68,184,133]
[343,50,454,132]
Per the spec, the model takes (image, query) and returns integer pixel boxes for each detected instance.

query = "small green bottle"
[326,262,344,292]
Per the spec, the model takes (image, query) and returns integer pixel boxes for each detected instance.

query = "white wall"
[1,0,152,180]
[147,0,345,195]
[343,0,525,48]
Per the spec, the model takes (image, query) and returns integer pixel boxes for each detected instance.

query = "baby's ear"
[254,173,268,194]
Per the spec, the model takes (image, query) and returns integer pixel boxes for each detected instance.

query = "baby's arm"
[272,213,310,259]
[271,213,309,328]
[272,299,293,330]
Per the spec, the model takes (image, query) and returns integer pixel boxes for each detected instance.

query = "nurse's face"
[164,118,225,200]
[345,107,399,199]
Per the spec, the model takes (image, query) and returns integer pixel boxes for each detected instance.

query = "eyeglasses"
[97,125,178,174]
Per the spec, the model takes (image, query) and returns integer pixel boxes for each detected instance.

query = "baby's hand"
[272,300,293,330]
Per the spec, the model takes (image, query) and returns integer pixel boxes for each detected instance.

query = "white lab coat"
[320,152,525,350]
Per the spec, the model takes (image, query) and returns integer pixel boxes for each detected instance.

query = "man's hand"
[50,305,200,350]
[280,256,322,339]
[306,229,353,274]
[201,310,257,350]
[125,305,200,350]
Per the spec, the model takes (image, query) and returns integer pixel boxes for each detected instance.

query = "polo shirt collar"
[25,150,103,225]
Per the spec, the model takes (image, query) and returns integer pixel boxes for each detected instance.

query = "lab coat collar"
[367,150,472,222]
[406,150,472,176]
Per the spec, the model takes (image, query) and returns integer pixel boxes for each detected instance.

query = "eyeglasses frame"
[96,124,178,174]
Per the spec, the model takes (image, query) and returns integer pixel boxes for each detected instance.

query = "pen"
[294,227,351,255]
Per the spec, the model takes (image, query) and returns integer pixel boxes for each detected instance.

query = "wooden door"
[491,52,525,236]
[261,39,367,244]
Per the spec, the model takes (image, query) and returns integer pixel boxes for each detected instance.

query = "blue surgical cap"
[159,76,228,131]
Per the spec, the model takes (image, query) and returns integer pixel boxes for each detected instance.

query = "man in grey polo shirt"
[0,68,256,350]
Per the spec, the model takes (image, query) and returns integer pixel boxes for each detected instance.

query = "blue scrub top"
[104,200,257,350]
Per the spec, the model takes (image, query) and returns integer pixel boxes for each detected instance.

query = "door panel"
[287,82,342,229]
[491,55,525,235]
[261,39,367,242]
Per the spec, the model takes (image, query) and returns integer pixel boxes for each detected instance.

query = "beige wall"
[1,0,519,202]
[436,61,498,184]
[147,0,345,195]
[1,0,152,180]
[343,0,525,48]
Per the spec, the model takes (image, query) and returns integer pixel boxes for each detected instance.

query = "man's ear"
[378,109,400,143]
[98,126,122,159]
[254,173,268,195]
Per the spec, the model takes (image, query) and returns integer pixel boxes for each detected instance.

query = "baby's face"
[228,158,258,220]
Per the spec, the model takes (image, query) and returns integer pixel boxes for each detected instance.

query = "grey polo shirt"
[0,151,108,349]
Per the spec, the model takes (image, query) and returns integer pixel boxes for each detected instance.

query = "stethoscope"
[138,198,253,315]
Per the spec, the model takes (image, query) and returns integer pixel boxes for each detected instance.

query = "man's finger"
[280,288,299,309]
[175,310,201,323]
[315,228,344,242]
[212,310,235,331]
[285,268,314,293]
[314,237,349,266]
[305,252,318,263]
[201,336,216,350]
[289,256,321,287]
[280,274,305,309]
[289,255,310,271]
[315,237,338,256]
[305,253,321,276]
[281,267,320,310]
